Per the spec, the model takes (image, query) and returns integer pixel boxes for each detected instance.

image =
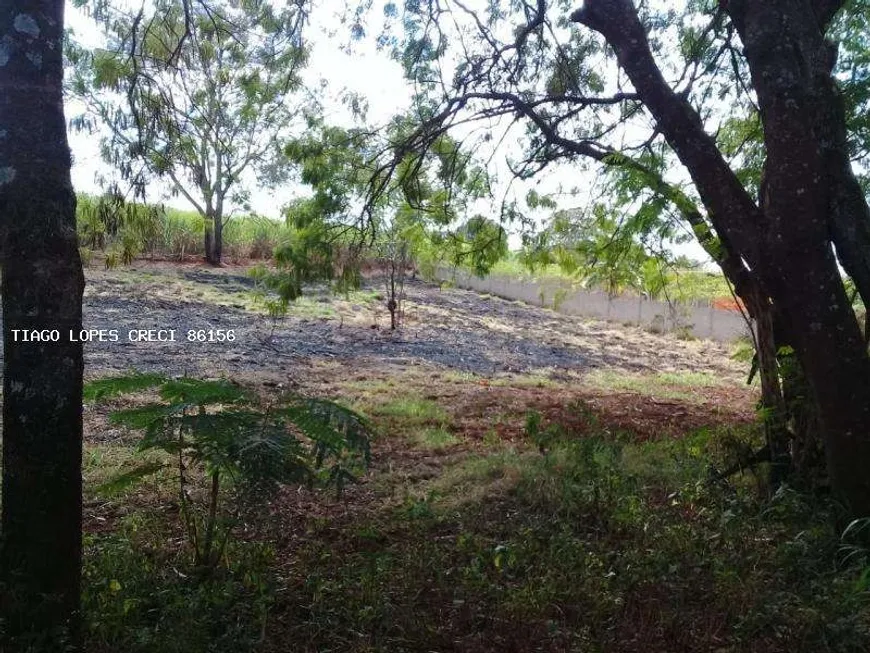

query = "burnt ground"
[67,261,744,384]
[71,261,756,452]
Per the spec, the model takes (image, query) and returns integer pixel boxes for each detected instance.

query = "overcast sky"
[63,0,709,262]
[65,1,413,216]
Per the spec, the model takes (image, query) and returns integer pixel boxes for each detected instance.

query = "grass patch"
[278,431,870,652]
[656,370,733,387]
[584,369,736,401]
[79,371,868,653]
[428,448,525,508]
[282,295,336,319]
[84,443,140,490]
[410,427,460,450]
[83,516,274,653]
[370,396,450,425]
[489,373,561,388]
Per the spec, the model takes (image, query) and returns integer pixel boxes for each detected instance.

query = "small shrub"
[119,229,141,265]
[83,528,275,653]
[89,375,373,571]
[413,427,459,450]
[248,232,276,259]
[104,250,119,270]
[524,410,566,454]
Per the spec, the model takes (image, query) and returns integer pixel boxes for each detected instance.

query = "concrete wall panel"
[435,267,749,343]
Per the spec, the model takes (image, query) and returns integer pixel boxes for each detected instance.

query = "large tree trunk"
[573,0,870,515]
[203,212,222,265]
[0,0,86,648]
[730,0,870,514]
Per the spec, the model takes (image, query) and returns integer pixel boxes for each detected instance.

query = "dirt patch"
[581,387,754,440]
[441,383,754,443]
[293,357,754,446]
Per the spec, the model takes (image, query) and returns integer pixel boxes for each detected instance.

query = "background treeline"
[76,193,284,267]
[77,192,735,306]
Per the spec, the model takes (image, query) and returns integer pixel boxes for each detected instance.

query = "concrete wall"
[435,267,749,343]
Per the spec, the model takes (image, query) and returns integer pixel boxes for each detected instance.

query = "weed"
[371,396,450,425]
[584,368,736,402]
[83,525,275,653]
[524,409,565,453]
[411,427,459,450]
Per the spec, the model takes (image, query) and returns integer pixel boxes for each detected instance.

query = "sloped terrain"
[80,263,869,653]
[76,262,745,383]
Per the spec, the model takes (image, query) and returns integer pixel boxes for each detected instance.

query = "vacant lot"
[79,262,753,443]
[76,263,870,653]
[78,262,742,377]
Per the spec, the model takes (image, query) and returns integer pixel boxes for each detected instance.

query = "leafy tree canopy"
[377,0,870,290]
[67,0,310,262]
[253,111,508,312]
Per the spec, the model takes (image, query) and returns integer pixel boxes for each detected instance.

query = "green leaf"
[84,372,166,403]
[159,378,251,406]
[96,461,167,496]
[282,397,373,466]
[110,404,177,429]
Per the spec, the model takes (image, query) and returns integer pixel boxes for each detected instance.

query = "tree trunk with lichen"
[573,0,870,515]
[0,0,85,648]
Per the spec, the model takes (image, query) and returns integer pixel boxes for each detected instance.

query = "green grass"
[441,370,484,384]
[584,368,737,401]
[83,517,274,653]
[441,369,573,389]
[655,370,733,386]
[410,426,460,450]
[281,295,336,319]
[370,396,450,424]
[79,377,870,653]
[341,378,398,396]
[83,443,139,489]
[489,372,561,388]
[276,430,870,652]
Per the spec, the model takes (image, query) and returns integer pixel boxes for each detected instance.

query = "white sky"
[65,0,414,218]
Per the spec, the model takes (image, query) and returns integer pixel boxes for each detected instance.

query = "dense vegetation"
[78,362,870,652]
[4,0,870,650]
[76,194,288,265]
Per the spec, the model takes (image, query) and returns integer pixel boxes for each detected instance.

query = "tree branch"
[570,0,763,275]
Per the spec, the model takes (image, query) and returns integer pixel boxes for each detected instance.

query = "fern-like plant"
[89,374,373,571]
